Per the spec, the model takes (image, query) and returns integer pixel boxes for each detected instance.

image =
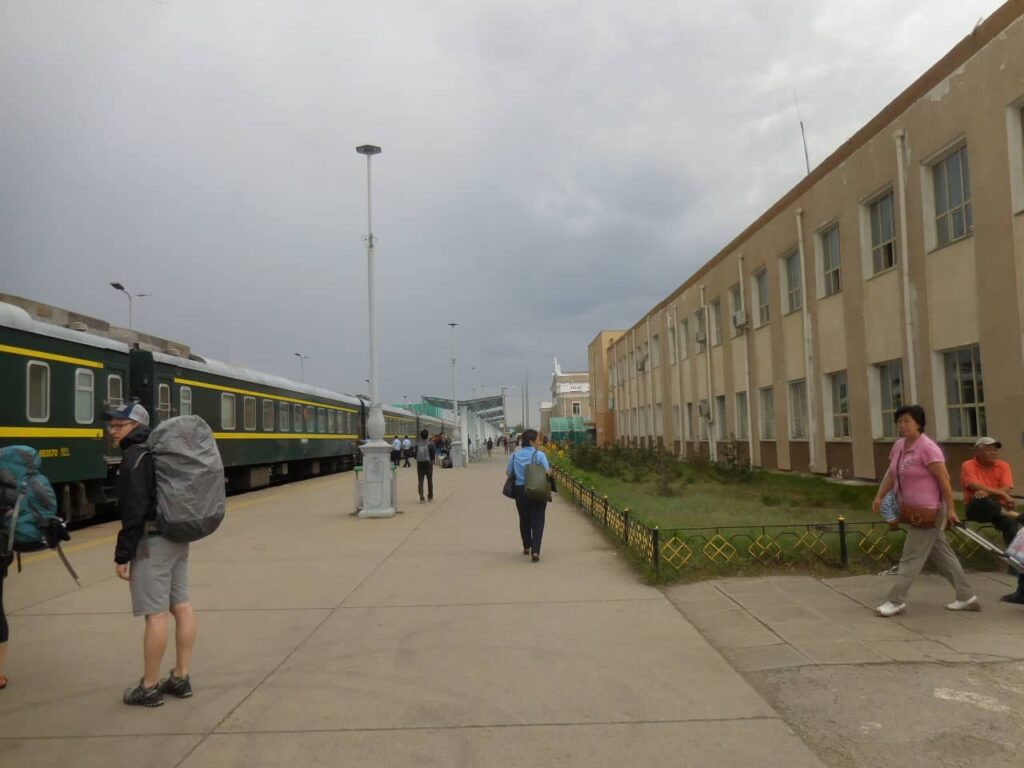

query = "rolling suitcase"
[949,524,1024,575]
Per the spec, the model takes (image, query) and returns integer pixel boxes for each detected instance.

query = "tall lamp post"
[293,352,308,383]
[355,143,394,517]
[109,282,151,331]
[448,322,464,467]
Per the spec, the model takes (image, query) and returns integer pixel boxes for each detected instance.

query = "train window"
[158,384,171,420]
[26,361,50,422]
[179,386,192,416]
[243,397,257,431]
[221,393,236,430]
[318,407,326,433]
[293,404,303,432]
[262,399,274,431]
[107,374,124,407]
[306,406,314,432]
[75,368,95,424]
[279,402,289,431]
[328,410,335,433]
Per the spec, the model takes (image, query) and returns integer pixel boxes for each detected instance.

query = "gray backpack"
[144,416,226,542]
[416,440,432,463]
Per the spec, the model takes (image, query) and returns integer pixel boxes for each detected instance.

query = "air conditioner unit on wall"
[694,330,707,344]
[732,310,748,329]
[698,401,711,418]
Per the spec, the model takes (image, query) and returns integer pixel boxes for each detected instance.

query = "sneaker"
[123,679,164,707]
[1000,592,1024,604]
[875,601,906,617]
[157,671,193,699]
[878,564,900,576]
[946,596,981,612]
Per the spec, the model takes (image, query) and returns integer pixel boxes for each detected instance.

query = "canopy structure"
[549,417,591,445]
[422,394,506,425]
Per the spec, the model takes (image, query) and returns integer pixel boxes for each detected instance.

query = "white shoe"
[945,596,980,612]
[875,601,906,617]
[878,564,900,576]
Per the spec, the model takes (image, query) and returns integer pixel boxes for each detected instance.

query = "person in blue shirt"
[506,429,552,562]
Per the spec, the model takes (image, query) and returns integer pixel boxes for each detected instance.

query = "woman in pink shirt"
[871,405,977,617]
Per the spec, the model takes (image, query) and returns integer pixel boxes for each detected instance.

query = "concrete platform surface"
[0,455,825,768]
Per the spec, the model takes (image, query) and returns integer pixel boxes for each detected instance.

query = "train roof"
[0,302,131,356]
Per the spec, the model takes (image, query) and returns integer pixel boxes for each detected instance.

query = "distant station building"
[588,1,1024,484]
[548,358,590,422]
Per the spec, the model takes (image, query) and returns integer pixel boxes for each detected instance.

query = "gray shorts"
[129,535,190,617]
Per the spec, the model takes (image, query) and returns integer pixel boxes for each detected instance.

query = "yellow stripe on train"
[0,427,105,439]
[0,343,104,369]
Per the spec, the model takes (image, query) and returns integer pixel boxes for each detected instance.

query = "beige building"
[591,0,1024,485]
[588,330,625,445]
[549,358,591,421]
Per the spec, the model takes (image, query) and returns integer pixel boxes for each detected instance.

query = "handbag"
[523,449,552,502]
[1006,528,1024,566]
[502,475,515,499]
[894,443,939,529]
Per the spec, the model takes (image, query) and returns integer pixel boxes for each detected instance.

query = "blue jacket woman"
[506,429,551,562]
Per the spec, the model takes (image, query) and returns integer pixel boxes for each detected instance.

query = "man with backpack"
[108,402,197,708]
[415,429,436,502]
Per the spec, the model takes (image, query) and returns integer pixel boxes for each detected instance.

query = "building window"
[715,395,727,441]
[869,192,896,274]
[680,319,689,358]
[943,344,985,437]
[243,396,257,431]
[878,360,903,438]
[829,371,850,438]
[75,368,95,424]
[571,401,581,416]
[26,364,49,423]
[221,393,236,430]
[107,374,124,407]
[694,310,707,352]
[698,399,709,441]
[158,383,171,421]
[179,386,192,417]
[759,387,774,440]
[782,251,802,313]
[710,299,722,346]
[729,284,743,336]
[650,335,660,368]
[668,326,677,364]
[735,391,749,440]
[672,404,680,439]
[753,269,770,326]
[933,145,972,248]
[821,224,841,297]
[263,399,274,431]
[686,402,695,440]
[788,380,808,440]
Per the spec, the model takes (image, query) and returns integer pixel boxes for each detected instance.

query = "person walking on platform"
[402,435,412,468]
[108,403,197,707]
[391,437,402,468]
[507,429,552,562]
[872,405,978,618]
[415,429,436,502]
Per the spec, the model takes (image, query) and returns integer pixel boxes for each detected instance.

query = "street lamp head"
[110,282,125,291]
[356,145,382,156]
[448,322,458,329]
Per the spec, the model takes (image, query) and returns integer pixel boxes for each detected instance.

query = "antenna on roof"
[794,91,811,176]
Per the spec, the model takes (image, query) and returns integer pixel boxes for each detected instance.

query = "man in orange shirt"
[961,437,1023,603]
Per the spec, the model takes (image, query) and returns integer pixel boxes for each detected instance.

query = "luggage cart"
[949,524,1024,575]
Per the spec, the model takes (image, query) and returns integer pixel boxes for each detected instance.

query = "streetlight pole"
[449,322,464,467]
[109,282,151,331]
[355,143,394,517]
[293,353,307,383]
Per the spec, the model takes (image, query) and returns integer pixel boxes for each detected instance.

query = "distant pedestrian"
[415,429,436,502]
[391,437,402,468]
[402,436,412,468]
[507,429,552,562]
[486,438,493,457]
[872,405,977,617]
[108,403,197,707]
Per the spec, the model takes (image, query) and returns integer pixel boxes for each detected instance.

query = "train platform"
[1,454,828,768]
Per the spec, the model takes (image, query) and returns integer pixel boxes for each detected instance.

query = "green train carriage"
[0,302,129,521]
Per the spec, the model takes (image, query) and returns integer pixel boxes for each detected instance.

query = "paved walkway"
[1,454,825,767]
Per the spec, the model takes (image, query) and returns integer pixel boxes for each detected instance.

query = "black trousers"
[417,461,434,500]
[514,486,547,554]
[966,497,1020,545]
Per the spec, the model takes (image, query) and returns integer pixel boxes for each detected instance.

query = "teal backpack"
[0,445,79,584]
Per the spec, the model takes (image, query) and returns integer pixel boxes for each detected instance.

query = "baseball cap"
[104,402,150,427]
[974,436,1001,449]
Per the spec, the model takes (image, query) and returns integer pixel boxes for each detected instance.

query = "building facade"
[592,1,1024,484]
[549,358,591,421]
[588,330,625,445]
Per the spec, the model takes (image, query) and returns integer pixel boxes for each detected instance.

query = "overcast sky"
[0,0,1004,426]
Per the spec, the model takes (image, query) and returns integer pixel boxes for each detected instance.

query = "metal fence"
[553,467,1002,575]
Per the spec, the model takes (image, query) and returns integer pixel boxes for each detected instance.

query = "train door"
[103,363,129,461]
